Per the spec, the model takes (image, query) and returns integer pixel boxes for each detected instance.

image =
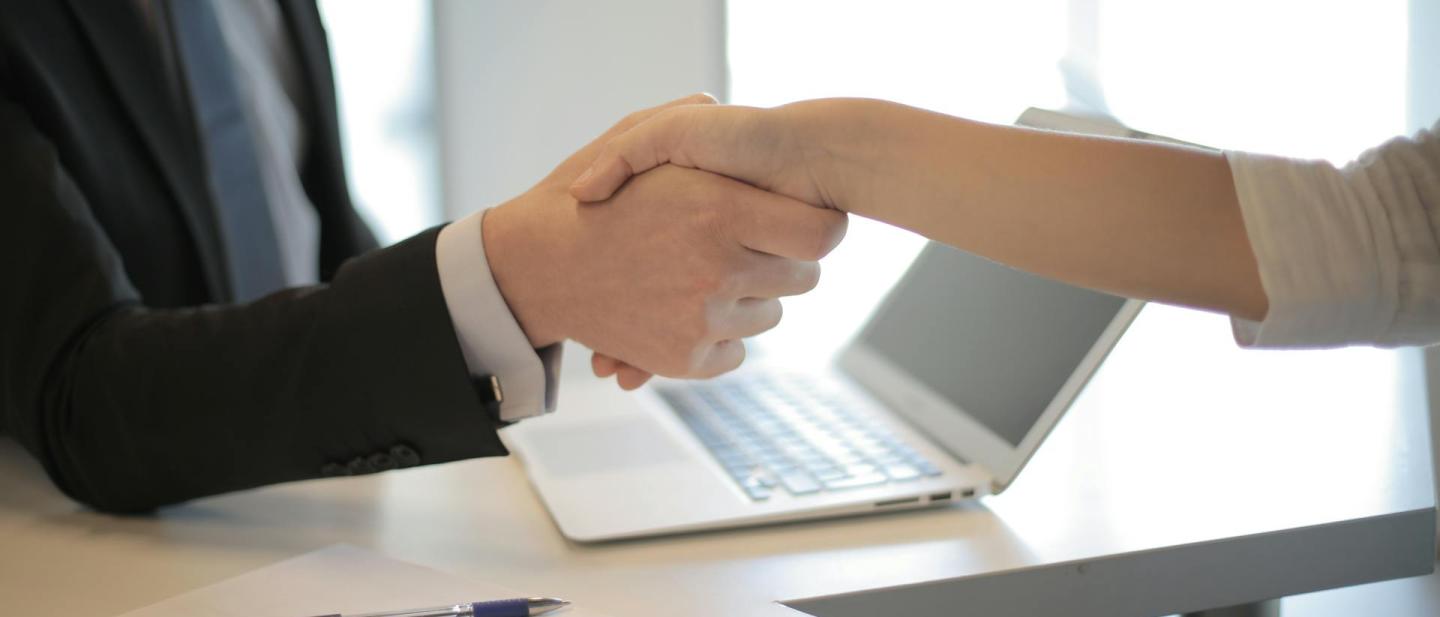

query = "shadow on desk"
[0,437,67,511]
[0,438,449,556]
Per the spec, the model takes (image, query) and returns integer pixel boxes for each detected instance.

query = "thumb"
[569,107,694,203]
[605,92,717,139]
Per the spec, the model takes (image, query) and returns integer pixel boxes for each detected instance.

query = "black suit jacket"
[0,0,509,512]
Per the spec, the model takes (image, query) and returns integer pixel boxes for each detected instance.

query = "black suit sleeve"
[0,93,508,513]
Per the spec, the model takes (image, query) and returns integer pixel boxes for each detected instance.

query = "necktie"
[169,0,286,302]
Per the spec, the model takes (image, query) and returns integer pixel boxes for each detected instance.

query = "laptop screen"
[854,242,1127,446]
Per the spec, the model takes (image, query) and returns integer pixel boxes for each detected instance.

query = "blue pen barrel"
[470,599,530,617]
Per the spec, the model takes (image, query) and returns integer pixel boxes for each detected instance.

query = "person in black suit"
[0,0,845,512]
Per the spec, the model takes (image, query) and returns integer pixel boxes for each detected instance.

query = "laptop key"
[883,463,922,481]
[914,461,943,477]
[740,475,774,499]
[718,453,745,467]
[876,450,906,462]
[843,463,880,476]
[822,473,888,490]
[778,471,822,495]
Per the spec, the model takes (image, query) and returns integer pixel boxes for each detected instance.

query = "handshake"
[482,94,847,390]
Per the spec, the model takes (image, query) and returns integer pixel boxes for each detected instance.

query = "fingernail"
[573,166,594,188]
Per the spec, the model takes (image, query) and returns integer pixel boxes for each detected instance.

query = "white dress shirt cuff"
[435,210,561,420]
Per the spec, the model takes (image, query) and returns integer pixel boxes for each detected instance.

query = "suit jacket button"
[367,452,397,472]
[320,462,347,477]
[390,444,421,468]
[346,456,372,475]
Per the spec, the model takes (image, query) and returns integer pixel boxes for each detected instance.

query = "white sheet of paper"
[118,544,598,617]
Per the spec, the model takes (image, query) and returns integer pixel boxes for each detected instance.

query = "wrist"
[481,197,568,348]
[779,98,876,212]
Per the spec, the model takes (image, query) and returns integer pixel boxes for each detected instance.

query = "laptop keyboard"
[655,374,942,501]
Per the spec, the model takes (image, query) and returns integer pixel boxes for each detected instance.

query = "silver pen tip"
[529,598,571,615]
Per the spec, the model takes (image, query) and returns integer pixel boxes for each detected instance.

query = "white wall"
[319,0,439,244]
[432,0,727,220]
[1412,0,1439,134]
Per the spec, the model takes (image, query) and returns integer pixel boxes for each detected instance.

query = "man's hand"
[482,99,847,387]
[568,102,834,209]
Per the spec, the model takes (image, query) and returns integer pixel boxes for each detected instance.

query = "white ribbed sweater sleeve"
[1227,121,1440,348]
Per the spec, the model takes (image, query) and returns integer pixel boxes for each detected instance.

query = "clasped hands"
[483,94,841,390]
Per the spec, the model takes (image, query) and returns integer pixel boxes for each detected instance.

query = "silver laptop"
[503,109,1153,542]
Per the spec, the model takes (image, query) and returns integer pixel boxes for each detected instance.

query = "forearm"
[9,230,508,512]
[796,99,1268,320]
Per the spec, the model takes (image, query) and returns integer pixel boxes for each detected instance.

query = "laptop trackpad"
[524,416,691,477]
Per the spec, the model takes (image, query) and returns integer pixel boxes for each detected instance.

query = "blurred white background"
[317,0,438,245]
[316,0,1430,364]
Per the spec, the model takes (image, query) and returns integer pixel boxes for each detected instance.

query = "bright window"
[728,0,1410,362]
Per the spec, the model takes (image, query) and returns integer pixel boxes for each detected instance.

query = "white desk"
[0,305,1433,616]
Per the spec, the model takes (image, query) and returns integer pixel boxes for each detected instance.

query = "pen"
[308,597,570,617]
